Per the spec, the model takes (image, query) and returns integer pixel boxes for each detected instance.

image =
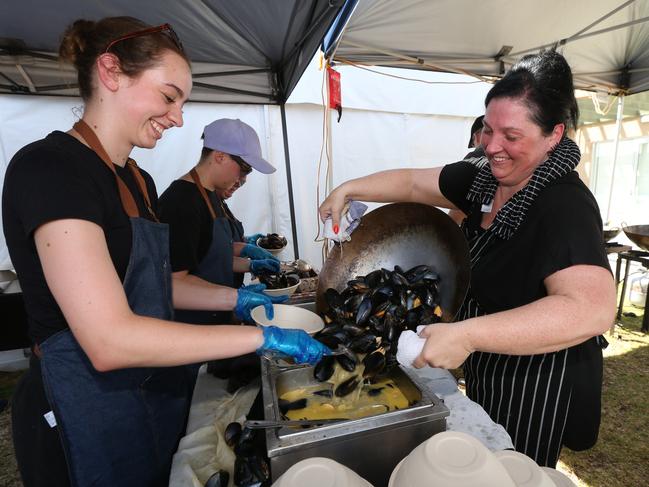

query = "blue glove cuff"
[240,244,256,259]
[257,325,281,353]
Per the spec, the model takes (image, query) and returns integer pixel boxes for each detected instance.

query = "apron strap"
[126,159,158,222]
[189,168,217,220]
[73,120,158,222]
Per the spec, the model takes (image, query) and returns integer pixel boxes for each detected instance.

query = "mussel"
[335,346,359,372]
[204,470,229,487]
[363,349,386,379]
[335,375,361,397]
[279,398,308,415]
[349,333,378,354]
[234,455,270,487]
[313,356,336,382]
[224,421,242,449]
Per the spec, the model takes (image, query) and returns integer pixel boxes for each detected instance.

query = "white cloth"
[399,328,515,452]
[169,367,260,487]
[322,201,368,242]
[409,367,514,451]
[396,330,426,368]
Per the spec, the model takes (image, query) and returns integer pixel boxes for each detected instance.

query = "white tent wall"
[0,95,285,272]
[0,64,492,274]
[284,103,484,268]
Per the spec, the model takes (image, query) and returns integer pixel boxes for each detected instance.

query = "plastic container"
[388,431,516,487]
[251,303,324,335]
[494,450,554,487]
[629,270,648,308]
[272,457,373,487]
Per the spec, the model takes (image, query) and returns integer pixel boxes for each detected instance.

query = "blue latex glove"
[240,243,279,261]
[240,283,267,293]
[257,326,331,365]
[244,233,265,245]
[235,287,288,322]
[250,258,280,276]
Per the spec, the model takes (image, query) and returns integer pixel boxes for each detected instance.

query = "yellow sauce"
[279,377,410,421]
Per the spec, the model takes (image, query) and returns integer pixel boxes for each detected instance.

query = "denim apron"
[39,121,191,487]
[173,168,236,325]
[221,199,245,289]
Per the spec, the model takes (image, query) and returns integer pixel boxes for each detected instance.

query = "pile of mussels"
[257,233,287,250]
[223,422,271,487]
[258,271,300,290]
[312,265,443,396]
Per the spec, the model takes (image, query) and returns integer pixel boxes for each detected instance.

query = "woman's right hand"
[318,185,348,229]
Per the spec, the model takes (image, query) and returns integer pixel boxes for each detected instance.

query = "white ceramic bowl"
[272,457,373,487]
[251,277,301,297]
[540,467,577,487]
[257,237,286,256]
[494,450,554,487]
[251,303,324,335]
[389,431,516,487]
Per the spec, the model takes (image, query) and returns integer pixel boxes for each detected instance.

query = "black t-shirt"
[439,160,610,313]
[2,131,158,344]
[158,180,226,273]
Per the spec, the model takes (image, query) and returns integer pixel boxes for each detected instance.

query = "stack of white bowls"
[269,432,577,487]
[272,457,373,487]
[388,431,576,487]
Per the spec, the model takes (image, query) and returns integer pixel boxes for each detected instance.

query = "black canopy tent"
[0,0,348,259]
[324,0,649,95]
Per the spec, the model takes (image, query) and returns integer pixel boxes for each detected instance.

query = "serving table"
[169,362,513,487]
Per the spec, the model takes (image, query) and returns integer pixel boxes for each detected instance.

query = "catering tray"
[261,359,449,487]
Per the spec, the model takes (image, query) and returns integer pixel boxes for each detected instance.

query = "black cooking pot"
[623,225,649,252]
[316,203,470,322]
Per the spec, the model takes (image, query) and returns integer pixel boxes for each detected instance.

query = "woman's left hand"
[413,323,474,369]
[241,243,278,261]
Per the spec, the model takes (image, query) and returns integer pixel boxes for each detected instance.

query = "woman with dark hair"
[3,16,328,487]
[319,50,616,467]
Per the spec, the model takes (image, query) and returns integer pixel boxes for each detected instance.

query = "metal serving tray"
[261,359,449,487]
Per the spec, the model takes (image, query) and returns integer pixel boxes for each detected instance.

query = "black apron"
[19,121,191,487]
[458,214,599,468]
[221,199,245,288]
[173,168,236,325]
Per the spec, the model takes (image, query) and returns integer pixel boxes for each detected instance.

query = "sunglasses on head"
[104,23,183,54]
[230,155,253,176]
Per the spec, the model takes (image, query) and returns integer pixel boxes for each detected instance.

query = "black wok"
[316,203,470,322]
[623,225,649,252]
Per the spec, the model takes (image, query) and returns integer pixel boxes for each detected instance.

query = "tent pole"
[280,102,300,260]
[605,95,625,223]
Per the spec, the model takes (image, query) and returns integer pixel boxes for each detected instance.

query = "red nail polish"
[333,224,339,234]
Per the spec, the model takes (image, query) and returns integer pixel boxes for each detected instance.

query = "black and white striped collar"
[465,137,581,240]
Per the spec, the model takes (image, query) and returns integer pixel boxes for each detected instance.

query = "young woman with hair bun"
[3,16,327,487]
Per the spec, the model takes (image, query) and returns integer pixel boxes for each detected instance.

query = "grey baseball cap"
[202,118,276,174]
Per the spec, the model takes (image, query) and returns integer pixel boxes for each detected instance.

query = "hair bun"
[59,19,96,66]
